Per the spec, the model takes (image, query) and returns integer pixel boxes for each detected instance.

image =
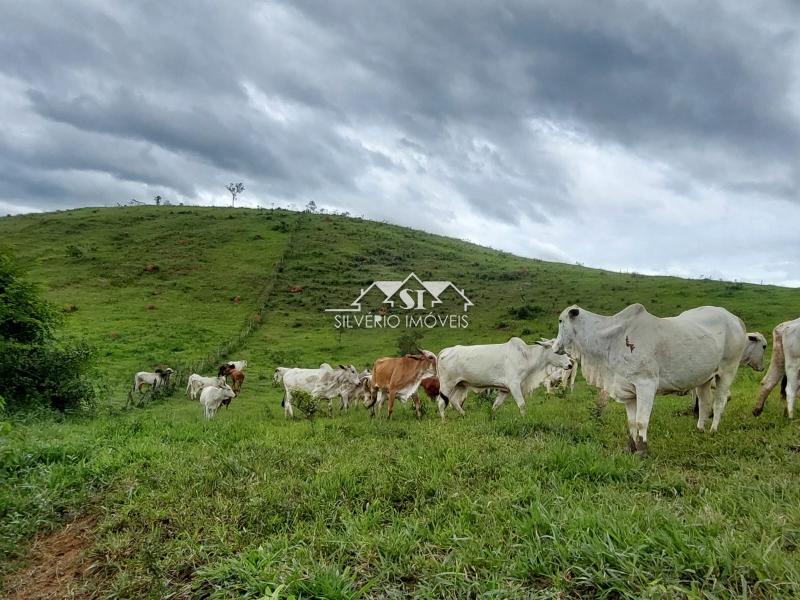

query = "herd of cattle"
[132,306,800,455]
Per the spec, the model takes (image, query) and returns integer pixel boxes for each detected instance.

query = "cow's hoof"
[752,407,763,417]
[635,438,649,457]
[627,437,637,453]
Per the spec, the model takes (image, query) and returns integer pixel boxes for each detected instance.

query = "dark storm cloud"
[0,0,798,283]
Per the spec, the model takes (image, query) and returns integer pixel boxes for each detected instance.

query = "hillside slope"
[2,207,800,598]
[2,206,797,397]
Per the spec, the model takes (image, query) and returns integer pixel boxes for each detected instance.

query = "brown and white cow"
[365,351,437,419]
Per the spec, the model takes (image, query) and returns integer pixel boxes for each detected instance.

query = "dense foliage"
[0,246,97,412]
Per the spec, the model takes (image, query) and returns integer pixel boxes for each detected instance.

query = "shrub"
[508,304,545,319]
[0,247,98,412]
[396,329,424,356]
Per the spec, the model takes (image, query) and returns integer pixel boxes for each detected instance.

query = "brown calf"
[367,353,437,419]
[217,363,245,406]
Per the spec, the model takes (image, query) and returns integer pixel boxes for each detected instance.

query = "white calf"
[199,384,236,419]
[186,374,226,401]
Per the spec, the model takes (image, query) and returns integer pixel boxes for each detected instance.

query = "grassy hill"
[2,206,800,598]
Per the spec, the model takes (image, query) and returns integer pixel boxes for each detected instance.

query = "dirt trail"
[4,514,101,600]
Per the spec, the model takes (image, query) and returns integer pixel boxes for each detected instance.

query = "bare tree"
[226,183,245,207]
[154,195,162,206]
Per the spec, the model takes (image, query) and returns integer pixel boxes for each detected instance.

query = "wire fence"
[170,212,304,389]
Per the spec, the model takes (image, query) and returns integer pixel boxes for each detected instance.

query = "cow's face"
[741,332,767,371]
[338,364,361,386]
[553,306,581,355]
[418,353,437,377]
[222,385,236,399]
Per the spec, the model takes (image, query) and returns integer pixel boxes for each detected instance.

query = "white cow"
[132,367,174,392]
[186,374,226,400]
[312,365,362,413]
[273,367,288,385]
[552,304,748,455]
[281,363,358,418]
[199,384,236,419]
[436,337,573,419]
[690,331,767,415]
[753,317,800,418]
[543,361,578,394]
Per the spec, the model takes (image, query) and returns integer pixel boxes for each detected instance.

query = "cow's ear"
[748,334,758,342]
[338,364,346,370]
[568,308,579,318]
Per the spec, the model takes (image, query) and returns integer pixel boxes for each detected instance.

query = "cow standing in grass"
[753,317,800,418]
[552,304,748,455]
[366,352,437,419]
[436,338,573,419]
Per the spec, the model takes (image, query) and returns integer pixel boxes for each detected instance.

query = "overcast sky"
[1,1,798,285]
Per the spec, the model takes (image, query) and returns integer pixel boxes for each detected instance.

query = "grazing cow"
[753,317,800,418]
[311,365,362,413]
[228,368,246,395]
[281,363,356,418]
[347,370,373,409]
[552,304,748,455]
[132,367,174,393]
[134,368,174,392]
[366,351,437,419]
[691,331,767,416]
[437,338,573,419]
[186,374,226,401]
[127,367,175,406]
[199,384,236,419]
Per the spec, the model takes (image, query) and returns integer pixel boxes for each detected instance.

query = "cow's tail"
[781,375,788,400]
[439,392,450,407]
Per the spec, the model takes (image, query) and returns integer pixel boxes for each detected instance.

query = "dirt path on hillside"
[3,514,102,599]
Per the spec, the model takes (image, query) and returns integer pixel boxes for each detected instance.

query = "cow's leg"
[284,390,294,418]
[633,382,656,455]
[753,353,785,416]
[436,396,447,420]
[412,393,421,419]
[785,361,799,419]
[508,383,526,416]
[373,389,386,417]
[695,380,713,431]
[544,379,552,394]
[623,399,638,452]
[492,391,509,412]
[710,368,737,433]
[451,387,467,415]
[387,390,397,419]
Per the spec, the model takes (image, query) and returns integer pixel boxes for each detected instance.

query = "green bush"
[0,247,97,412]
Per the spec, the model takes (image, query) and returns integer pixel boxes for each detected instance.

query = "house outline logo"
[325,272,474,313]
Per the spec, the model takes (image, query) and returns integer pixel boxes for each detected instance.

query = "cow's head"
[221,384,236,400]
[338,364,362,387]
[218,363,234,377]
[416,351,437,377]
[552,306,581,356]
[537,338,574,371]
[741,332,767,371]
